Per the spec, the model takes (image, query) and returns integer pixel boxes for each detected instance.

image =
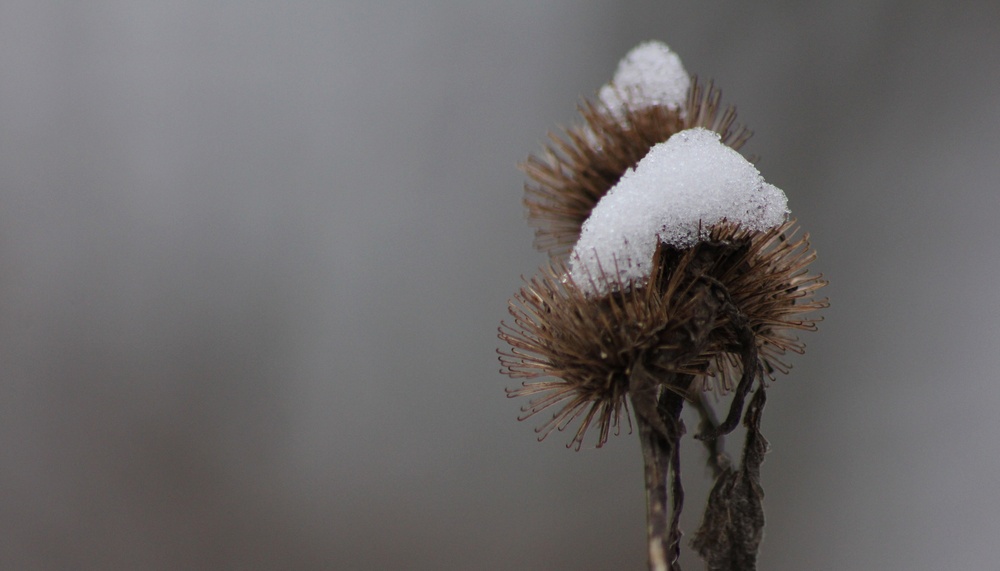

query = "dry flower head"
[499,221,827,449]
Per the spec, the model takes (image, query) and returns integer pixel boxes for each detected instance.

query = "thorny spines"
[685,77,753,154]
[522,77,752,257]
[498,221,827,450]
[700,222,828,390]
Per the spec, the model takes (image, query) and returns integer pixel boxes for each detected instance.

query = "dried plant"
[498,42,827,571]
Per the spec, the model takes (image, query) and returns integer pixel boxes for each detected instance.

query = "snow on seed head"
[598,41,691,117]
[569,128,789,296]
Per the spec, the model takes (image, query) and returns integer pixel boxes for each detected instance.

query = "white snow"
[598,41,691,117]
[569,128,789,296]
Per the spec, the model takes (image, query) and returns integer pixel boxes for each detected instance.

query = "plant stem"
[634,369,691,571]
[637,412,672,571]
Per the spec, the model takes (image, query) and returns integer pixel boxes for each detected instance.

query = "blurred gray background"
[1,1,998,569]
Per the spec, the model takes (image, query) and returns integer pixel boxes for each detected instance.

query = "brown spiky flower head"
[523,41,753,256]
[500,128,827,450]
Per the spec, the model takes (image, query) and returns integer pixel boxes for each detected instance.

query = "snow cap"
[598,41,691,116]
[569,128,789,296]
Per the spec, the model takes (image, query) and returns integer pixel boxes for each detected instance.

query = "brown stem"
[666,427,684,570]
[657,379,688,570]
[637,411,672,571]
[632,367,691,571]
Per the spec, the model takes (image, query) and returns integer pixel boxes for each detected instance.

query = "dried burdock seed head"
[522,40,753,257]
[499,220,826,449]
[498,251,704,450]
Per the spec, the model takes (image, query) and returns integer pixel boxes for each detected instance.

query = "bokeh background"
[1,2,998,569]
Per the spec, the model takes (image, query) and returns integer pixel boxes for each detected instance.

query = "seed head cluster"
[500,221,826,449]
[500,63,827,450]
